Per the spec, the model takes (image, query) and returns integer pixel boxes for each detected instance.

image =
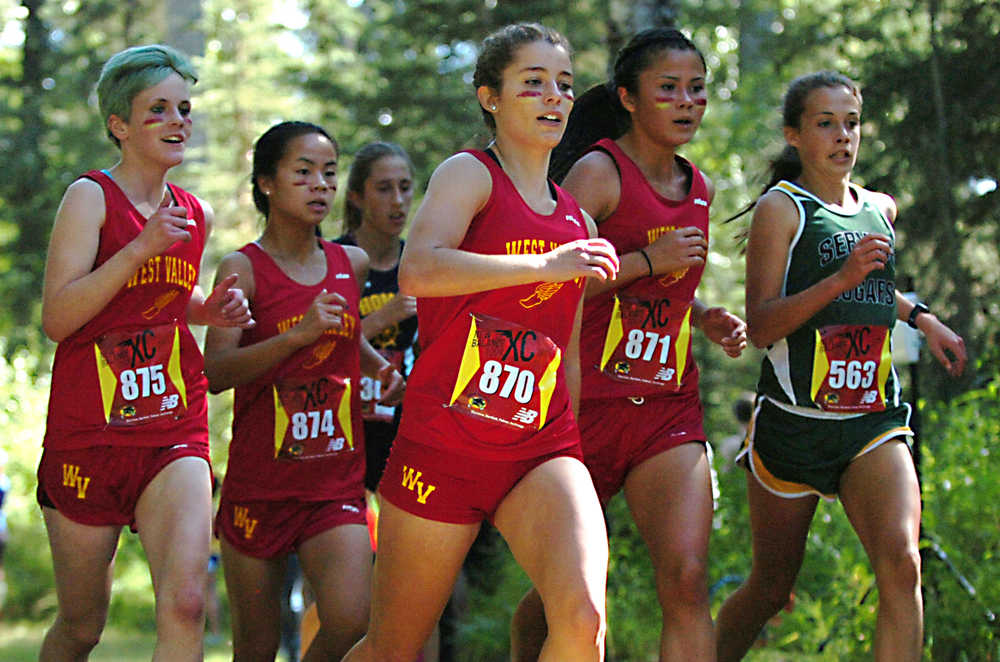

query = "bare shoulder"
[864,188,897,224]
[215,250,256,299]
[561,149,620,221]
[752,189,800,231]
[342,244,370,277]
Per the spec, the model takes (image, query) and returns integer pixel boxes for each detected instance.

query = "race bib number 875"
[447,313,561,431]
[811,324,892,412]
[94,322,188,426]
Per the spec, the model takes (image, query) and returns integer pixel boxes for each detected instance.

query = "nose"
[313,173,333,190]
[544,80,562,104]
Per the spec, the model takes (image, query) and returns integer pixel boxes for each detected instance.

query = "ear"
[476,85,498,113]
[617,86,637,114]
[783,125,800,150]
[347,189,363,209]
[108,114,129,143]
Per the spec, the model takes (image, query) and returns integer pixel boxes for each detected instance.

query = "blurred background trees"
[1,0,996,659]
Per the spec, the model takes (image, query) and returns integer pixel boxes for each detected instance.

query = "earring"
[490,105,497,111]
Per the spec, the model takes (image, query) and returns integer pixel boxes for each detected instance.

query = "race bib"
[811,324,892,412]
[598,295,692,389]
[273,375,355,460]
[94,322,188,426]
[360,349,404,423]
[447,313,561,431]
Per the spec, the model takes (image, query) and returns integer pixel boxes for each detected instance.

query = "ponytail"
[549,83,629,183]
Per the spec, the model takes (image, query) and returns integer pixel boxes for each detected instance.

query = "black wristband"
[907,302,930,329]
[638,248,653,277]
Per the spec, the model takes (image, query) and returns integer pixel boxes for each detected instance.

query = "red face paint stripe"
[516,91,542,97]
[694,98,707,106]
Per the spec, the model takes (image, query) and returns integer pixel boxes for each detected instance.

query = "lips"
[538,112,563,125]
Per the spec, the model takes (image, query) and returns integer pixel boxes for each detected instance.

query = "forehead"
[131,72,191,107]
[280,132,338,163]
[805,85,861,114]
[642,49,706,78]
[504,40,573,77]
[367,155,412,180]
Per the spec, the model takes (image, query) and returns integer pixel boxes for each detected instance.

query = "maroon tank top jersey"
[397,150,588,461]
[580,138,710,401]
[44,170,209,450]
[222,241,364,503]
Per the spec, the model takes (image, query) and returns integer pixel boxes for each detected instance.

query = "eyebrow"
[656,74,705,81]
[296,157,338,166]
[519,65,573,78]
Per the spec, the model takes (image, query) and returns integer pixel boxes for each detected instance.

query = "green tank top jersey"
[758,180,901,417]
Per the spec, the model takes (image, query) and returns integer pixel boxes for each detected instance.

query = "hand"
[644,226,707,276]
[133,192,194,259]
[201,274,255,328]
[699,307,747,358]
[381,294,417,325]
[542,238,620,282]
[293,289,349,346]
[918,314,967,377]
[376,365,405,406]
[836,234,892,290]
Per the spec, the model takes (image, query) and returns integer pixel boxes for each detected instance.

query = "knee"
[874,541,922,594]
[656,554,710,610]
[158,578,207,627]
[545,592,606,650]
[55,612,106,653]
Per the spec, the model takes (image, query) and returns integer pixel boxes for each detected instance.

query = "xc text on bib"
[273,374,355,460]
[94,321,188,426]
[811,324,892,412]
[599,295,692,389]
[447,313,561,431]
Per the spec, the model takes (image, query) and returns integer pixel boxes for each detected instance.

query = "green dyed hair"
[96,44,198,147]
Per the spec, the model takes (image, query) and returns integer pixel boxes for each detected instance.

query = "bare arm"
[42,180,195,341]
[203,252,348,392]
[745,191,893,348]
[187,200,253,328]
[561,151,708,299]
[399,153,618,298]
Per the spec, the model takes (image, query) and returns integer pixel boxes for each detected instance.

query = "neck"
[617,131,680,181]
[490,136,553,201]
[107,156,171,208]
[353,224,401,268]
[796,169,853,207]
[258,220,320,262]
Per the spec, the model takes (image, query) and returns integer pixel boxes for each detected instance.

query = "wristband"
[906,302,930,329]
[638,248,653,277]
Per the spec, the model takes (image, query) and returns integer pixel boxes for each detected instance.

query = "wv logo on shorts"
[400,465,437,504]
[233,506,259,540]
[62,464,91,499]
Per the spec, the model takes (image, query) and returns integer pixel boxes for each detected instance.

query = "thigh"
[366,499,479,654]
[298,523,373,620]
[624,442,713,570]
[42,506,121,622]
[135,456,213,592]
[219,537,287,637]
[839,440,921,561]
[495,456,608,608]
[744,474,818,586]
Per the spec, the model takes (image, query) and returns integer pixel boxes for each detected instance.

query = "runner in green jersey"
[715,71,966,662]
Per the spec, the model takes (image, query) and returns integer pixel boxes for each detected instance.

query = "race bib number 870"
[447,313,561,431]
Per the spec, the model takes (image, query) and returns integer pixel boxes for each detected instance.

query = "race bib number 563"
[447,313,561,431]
[94,322,188,426]
[811,324,892,412]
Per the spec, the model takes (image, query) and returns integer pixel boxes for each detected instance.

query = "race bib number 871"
[447,313,561,431]
[811,324,892,412]
[599,295,692,389]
